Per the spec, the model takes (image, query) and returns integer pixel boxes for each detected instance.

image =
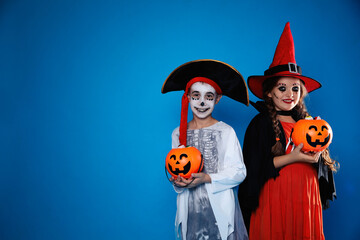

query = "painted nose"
[200,102,205,106]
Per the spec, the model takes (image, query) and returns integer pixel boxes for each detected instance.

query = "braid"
[262,77,285,156]
[265,97,285,156]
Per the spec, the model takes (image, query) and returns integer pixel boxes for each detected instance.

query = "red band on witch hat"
[179,77,222,146]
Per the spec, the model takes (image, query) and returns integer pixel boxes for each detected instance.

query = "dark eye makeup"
[277,85,300,93]
[292,86,299,92]
[278,86,286,92]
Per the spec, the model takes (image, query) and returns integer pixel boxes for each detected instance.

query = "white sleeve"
[208,127,247,194]
[171,127,180,149]
[170,127,185,193]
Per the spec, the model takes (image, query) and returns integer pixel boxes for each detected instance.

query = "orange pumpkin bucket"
[165,147,203,179]
[292,117,333,152]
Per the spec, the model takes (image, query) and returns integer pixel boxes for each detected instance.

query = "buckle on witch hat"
[288,62,299,73]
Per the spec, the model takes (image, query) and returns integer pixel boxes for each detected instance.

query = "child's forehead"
[190,82,216,92]
[276,81,300,86]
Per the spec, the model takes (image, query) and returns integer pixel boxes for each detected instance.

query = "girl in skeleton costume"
[162,60,249,240]
[237,23,337,240]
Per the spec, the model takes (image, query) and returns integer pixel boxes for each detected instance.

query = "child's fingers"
[294,143,303,151]
[191,173,201,178]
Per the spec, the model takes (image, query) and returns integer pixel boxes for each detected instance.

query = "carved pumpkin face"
[292,119,333,152]
[165,147,203,179]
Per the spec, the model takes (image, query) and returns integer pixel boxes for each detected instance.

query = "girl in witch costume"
[162,60,249,240]
[237,23,337,240]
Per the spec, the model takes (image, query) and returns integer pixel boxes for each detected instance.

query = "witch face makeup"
[267,77,301,111]
[188,82,217,119]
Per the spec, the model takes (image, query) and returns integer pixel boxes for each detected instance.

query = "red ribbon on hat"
[179,77,222,146]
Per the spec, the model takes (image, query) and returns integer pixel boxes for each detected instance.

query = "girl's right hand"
[291,143,321,163]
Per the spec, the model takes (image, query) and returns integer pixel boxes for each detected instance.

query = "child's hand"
[172,173,211,188]
[292,143,321,163]
[188,173,211,188]
[170,175,188,187]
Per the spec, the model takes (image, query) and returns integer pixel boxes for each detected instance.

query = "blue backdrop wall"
[1,0,359,239]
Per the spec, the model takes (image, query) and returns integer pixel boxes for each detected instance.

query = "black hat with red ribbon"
[162,59,249,146]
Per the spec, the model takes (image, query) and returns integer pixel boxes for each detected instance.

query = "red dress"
[249,121,325,240]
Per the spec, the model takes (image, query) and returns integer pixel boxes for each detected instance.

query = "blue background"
[1,0,359,239]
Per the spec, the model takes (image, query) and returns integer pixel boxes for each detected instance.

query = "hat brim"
[248,73,322,99]
[162,59,249,105]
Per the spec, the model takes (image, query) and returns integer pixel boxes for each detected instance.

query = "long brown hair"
[262,76,338,171]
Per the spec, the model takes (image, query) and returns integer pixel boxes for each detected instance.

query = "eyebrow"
[276,83,300,86]
[190,91,215,95]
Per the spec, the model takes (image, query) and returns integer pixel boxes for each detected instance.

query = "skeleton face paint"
[188,82,217,119]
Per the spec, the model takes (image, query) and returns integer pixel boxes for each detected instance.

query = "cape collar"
[250,101,301,121]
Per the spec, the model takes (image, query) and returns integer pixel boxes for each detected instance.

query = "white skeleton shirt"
[171,121,248,240]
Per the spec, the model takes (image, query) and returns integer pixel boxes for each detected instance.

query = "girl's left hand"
[173,173,211,188]
[274,143,323,168]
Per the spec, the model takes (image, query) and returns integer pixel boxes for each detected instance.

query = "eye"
[292,86,299,92]
[170,155,176,160]
[309,125,318,131]
[278,86,286,92]
[321,126,328,131]
[180,154,188,160]
[191,93,200,100]
[205,94,214,101]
